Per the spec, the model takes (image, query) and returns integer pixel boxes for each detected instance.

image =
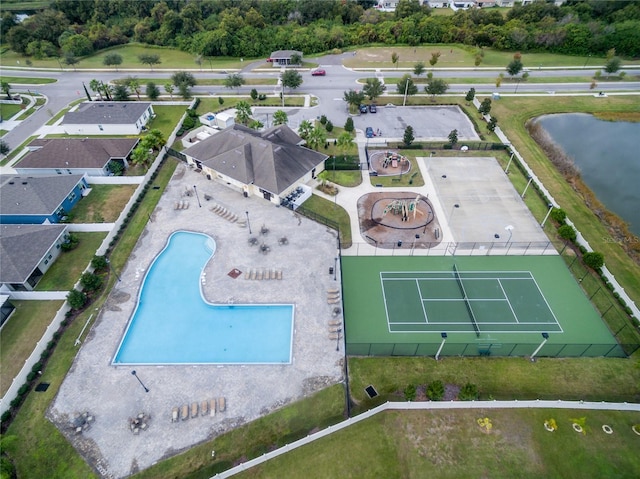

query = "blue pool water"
[112,231,294,365]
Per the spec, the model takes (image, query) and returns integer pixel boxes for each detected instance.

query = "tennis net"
[453,264,480,337]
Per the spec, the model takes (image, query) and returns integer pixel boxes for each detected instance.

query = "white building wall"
[62,124,140,135]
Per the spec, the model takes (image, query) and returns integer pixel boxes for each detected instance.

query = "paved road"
[2,56,639,151]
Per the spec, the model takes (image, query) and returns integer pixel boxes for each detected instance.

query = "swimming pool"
[112,231,294,365]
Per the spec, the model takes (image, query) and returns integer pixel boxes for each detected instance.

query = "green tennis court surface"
[343,256,622,357]
[382,268,561,335]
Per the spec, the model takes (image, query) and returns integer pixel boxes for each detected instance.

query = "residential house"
[0,174,89,224]
[0,224,69,291]
[62,102,154,135]
[182,124,328,204]
[15,138,139,176]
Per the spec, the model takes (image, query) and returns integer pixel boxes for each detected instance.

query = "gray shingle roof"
[0,174,84,216]
[183,124,328,195]
[62,102,151,125]
[0,224,67,283]
[269,50,303,59]
[17,138,138,170]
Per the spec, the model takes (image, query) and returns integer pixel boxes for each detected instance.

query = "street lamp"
[193,185,201,207]
[530,332,549,361]
[521,175,533,198]
[131,370,149,393]
[435,332,447,361]
[245,211,252,234]
[333,256,338,281]
[505,225,514,245]
[540,203,554,227]
[336,328,342,351]
[106,258,121,282]
[505,151,515,174]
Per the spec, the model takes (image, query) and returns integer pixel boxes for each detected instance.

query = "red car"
[311,69,326,76]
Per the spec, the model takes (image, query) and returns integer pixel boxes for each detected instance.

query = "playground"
[357,192,442,249]
[370,150,411,177]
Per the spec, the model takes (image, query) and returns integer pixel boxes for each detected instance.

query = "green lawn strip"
[146,104,189,138]
[300,194,352,248]
[233,408,640,479]
[348,357,640,404]
[3,159,178,478]
[34,232,106,291]
[0,76,57,84]
[375,76,635,85]
[0,300,63,396]
[318,169,362,188]
[70,184,137,223]
[131,77,278,87]
[132,385,345,479]
[0,129,8,136]
[14,97,46,121]
[488,95,640,307]
[0,102,23,121]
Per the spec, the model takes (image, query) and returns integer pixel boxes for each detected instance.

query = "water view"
[537,113,640,237]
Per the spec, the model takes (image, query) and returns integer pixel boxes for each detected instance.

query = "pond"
[537,113,640,237]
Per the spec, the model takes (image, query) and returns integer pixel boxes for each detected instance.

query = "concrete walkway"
[213,399,640,478]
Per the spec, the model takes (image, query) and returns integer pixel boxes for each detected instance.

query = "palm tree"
[234,100,252,125]
[306,126,326,151]
[297,120,313,141]
[391,52,399,69]
[89,79,103,101]
[164,83,174,99]
[272,110,288,126]
[336,132,355,162]
[142,129,166,151]
[126,77,141,100]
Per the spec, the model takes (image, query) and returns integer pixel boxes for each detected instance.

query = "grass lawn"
[0,300,64,396]
[0,101,24,121]
[301,194,352,248]
[0,76,57,84]
[487,95,640,307]
[234,408,640,479]
[318,169,362,187]
[343,45,640,70]
[35,232,106,291]
[348,357,640,405]
[146,104,188,138]
[70,184,137,223]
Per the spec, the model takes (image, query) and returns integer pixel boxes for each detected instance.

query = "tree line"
[2,0,639,61]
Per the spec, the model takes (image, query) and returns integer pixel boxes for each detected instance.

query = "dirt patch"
[358,192,443,249]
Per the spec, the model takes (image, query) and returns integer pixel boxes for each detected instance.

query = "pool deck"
[49,163,345,478]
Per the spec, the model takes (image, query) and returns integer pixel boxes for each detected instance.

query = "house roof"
[269,50,303,59]
[17,138,139,170]
[0,174,84,216]
[0,224,67,283]
[62,102,151,125]
[183,124,328,195]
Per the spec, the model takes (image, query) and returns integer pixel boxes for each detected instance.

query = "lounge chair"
[329,326,341,333]
[327,292,340,299]
[184,201,190,209]
[327,287,340,294]
[191,402,198,418]
[250,270,256,280]
[200,400,209,416]
[329,320,342,327]
[276,270,282,280]
[329,333,340,340]
[218,397,226,412]
[209,399,216,417]
[328,298,341,304]
[171,407,179,423]
[181,404,189,421]
[264,269,270,280]
[174,202,180,210]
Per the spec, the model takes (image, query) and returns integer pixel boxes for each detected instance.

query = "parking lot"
[351,105,481,142]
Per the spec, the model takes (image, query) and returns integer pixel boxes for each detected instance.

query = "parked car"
[311,69,326,76]
[359,105,368,114]
[369,104,377,113]
[365,127,374,138]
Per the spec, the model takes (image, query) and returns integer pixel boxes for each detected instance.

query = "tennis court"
[343,255,622,357]
[382,266,562,335]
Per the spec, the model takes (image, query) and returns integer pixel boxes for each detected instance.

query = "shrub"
[250,88,258,100]
[67,289,87,310]
[61,232,79,252]
[558,224,577,242]
[1,410,11,423]
[344,117,354,133]
[27,371,37,382]
[458,383,479,401]
[583,251,604,270]
[426,380,444,401]
[325,120,333,132]
[182,116,196,130]
[218,97,224,105]
[319,115,327,125]
[17,384,29,397]
[404,384,417,401]
[80,272,103,292]
[550,208,566,224]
